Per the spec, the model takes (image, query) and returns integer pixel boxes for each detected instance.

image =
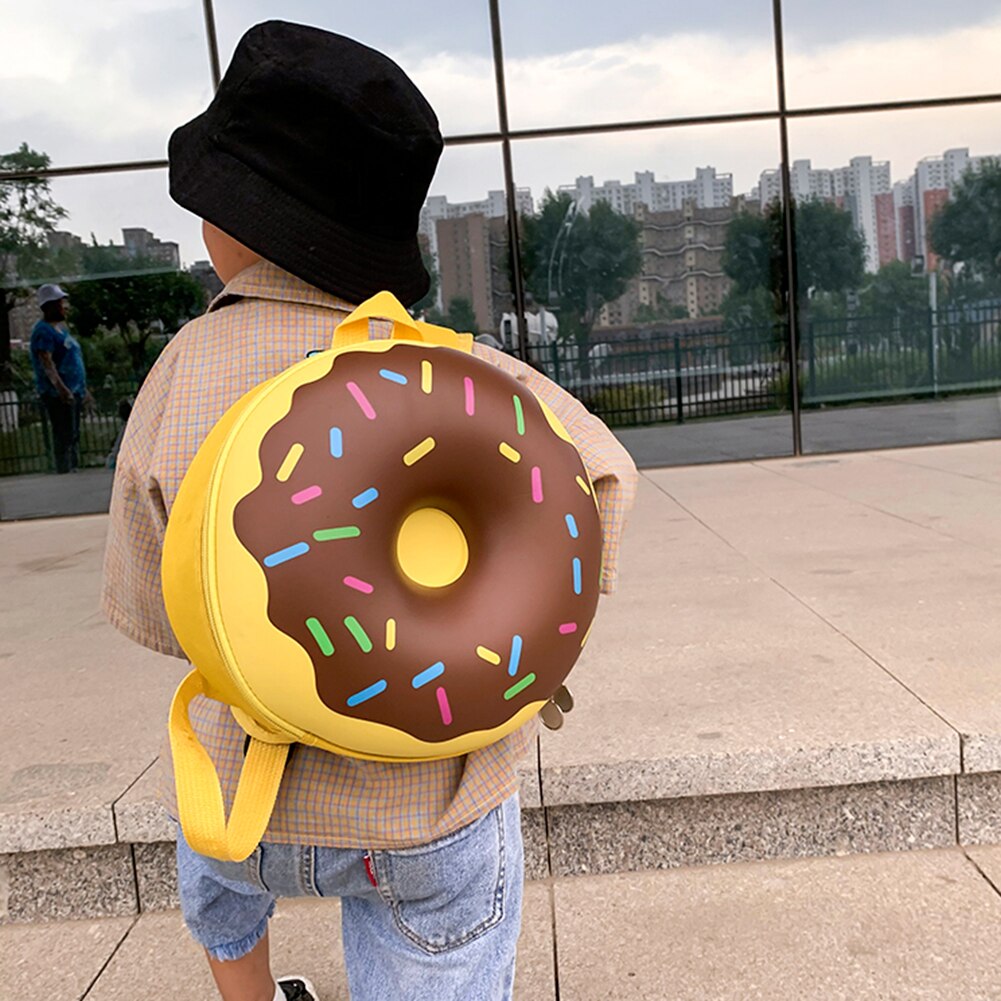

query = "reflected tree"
[0,144,68,386]
[930,157,1001,289]
[521,190,641,372]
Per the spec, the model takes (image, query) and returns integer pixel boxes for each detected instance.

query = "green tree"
[0,144,68,384]
[68,246,205,379]
[860,260,928,318]
[441,296,479,335]
[633,299,688,324]
[521,191,641,368]
[930,158,1001,285]
[723,199,866,325]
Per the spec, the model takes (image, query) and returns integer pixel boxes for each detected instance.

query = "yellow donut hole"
[396,507,469,588]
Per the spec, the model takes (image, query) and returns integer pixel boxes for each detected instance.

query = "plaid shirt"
[102,260,637,848]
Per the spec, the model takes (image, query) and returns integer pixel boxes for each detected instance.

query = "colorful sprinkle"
[476,645,501,665]
[565,514,579,538]
[347,680,387,707]
[576,475,591,496]
[580,621,594,649]
[531,466,544,504]
[412,661,445,688]
[263,542,309,567]
[499,442,521,463]
[379,369,408,385]
[344,616,373,653]
[313,526,361,541]
[276,443,304,482]
[344,576,374,594]
[352,487,379,509]
[559,622,578,635]
[385,618,396,651]
[508,634,523,677]
[291,484,322,505]
[573,558,582,595]
[504,673,537,701]
[305,617,334,656]
[347,381,377,420]
[329,427,343,458]
[513,395,525,436]
[421,360,433,394]
[464,377,476,416]
[404,437,436,466]
[436,686,453,725]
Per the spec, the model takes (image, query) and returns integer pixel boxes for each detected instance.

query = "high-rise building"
[419,189,532,311]
[119,227,181,268]
[434,214,512,334]
[598,199,736,326]
[755,157,891,272]
[559,167,733,214]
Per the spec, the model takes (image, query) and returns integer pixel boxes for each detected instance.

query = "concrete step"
[8,845,1001,1000]
[6,443,1001,923]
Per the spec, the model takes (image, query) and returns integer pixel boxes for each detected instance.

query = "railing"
[0,381,136,476]
[526,330,786,427]
[4,303,1001,472]
[524,301,1001,428]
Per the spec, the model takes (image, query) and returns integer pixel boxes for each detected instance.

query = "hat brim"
[169,116,430,307]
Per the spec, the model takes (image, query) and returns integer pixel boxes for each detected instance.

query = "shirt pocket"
[371,804,507,955]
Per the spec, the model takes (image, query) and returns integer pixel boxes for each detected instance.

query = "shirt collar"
[207,260,358,314]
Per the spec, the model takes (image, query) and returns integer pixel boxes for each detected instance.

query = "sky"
[2,0,1000,267]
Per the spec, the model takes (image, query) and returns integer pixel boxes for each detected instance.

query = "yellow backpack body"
[162,292,602,860]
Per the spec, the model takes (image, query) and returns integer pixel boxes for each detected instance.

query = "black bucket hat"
[168,21,442,306]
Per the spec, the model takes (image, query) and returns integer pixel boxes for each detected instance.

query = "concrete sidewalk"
[9,846,1001,1000]
[6,439,1001,997]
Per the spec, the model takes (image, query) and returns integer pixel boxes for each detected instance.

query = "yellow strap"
[169,671,291,862]
[333,290,473,353]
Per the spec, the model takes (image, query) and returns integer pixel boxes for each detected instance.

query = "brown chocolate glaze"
[232,344,602,744]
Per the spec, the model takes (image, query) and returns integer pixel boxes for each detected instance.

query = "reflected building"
[434,213,513,334]
[600,199,737,327]
[559,167,732,214]
[119,227,181,269]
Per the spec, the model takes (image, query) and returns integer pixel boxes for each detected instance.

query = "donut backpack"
[162,291,602,860]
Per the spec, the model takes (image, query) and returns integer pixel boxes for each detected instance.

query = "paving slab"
[769,445,1001,556]
[83,881,555,1001]
[0,914,134,1001]
[540,477,958,806]
[0,517,183,853]
[964,843,1001,889]
[0,468,114,521]
[647,458,1001,772]
[554,848,1001,1001]
[888,439,1001,485]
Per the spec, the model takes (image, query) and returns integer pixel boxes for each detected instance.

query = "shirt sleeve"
[472,343,638,593]
[30,323,57,356]
[101,352,186,659]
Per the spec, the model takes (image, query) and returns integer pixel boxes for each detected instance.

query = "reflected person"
[29,283,92,473]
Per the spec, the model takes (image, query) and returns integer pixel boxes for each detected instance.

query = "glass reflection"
[1,169,208,476]
[783,0,1001,109]
[213,1,498,134]
[787,105,1001,452]
[510,124,794,465]
[501,0,778,130]
[416,143,510,339]
[0,1,211,166]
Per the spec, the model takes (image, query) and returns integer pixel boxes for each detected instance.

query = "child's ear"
[202,220,262,282]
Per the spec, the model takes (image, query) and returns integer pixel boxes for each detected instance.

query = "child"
[103,21,636,1001]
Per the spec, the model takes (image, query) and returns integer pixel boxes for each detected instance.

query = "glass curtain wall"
[1,0,999,481]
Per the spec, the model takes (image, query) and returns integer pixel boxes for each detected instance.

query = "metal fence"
[3,303,1001,473]
[0,381,134,476]
[525,302,1001,428]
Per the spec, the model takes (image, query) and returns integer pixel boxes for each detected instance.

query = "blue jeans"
[176,794,524,1001]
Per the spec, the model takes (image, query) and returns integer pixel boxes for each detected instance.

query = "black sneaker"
[277,976,319,1001]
